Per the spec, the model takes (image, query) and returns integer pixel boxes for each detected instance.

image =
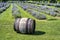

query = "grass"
[0,4,60,40]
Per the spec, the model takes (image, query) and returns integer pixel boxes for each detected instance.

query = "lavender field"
[0,1,60,40]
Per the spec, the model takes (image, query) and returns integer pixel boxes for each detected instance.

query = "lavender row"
[0,2,10,13]
[12,3,21,18]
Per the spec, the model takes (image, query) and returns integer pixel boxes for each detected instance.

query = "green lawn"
[0,4,60,40]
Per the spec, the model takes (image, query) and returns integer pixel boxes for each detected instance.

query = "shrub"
[49,11,57,16]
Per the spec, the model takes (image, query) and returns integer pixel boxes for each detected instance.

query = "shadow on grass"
[33,31,45,35]
[17,31,45,35]
[47,18,57,21]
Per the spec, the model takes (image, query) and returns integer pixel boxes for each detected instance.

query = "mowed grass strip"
[0,5,15,40]
[0,5,14,25]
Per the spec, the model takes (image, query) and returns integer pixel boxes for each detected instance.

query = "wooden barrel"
[14,18,36,34]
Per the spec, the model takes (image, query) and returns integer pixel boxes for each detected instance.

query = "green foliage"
[0,0,60,2]
[50,0,57,3]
